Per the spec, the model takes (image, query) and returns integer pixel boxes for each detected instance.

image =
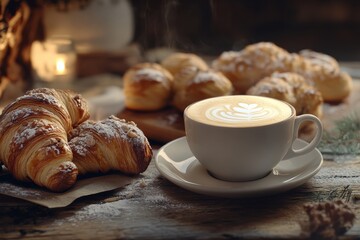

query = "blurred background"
[1,0,360,99]
[132,0,360,60]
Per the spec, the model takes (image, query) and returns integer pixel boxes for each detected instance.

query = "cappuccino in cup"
[186,96,293,127]
[184,95,322,182]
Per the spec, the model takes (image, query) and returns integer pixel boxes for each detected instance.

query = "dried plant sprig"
[312,185,353,203]
[318,112,360,156]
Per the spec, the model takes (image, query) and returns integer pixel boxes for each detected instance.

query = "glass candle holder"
[31,36,77,84]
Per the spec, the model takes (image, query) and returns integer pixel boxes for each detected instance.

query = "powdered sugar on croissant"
[69,115,152,175]
[0,88,90,192]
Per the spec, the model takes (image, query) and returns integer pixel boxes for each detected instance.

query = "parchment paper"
[0,169,134,208]
[0,83,140,209]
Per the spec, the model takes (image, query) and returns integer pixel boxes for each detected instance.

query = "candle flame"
[56,58,66,74]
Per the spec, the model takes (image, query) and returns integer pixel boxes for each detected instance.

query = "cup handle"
[283,114,323,160]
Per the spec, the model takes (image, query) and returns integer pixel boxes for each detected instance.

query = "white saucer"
[155,137,323,198]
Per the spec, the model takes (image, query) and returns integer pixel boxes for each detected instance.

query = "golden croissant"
[68,115,153,175]
[0,88,90,192]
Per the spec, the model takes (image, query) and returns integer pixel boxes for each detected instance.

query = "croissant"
[0,88,89,192]
[68,115,153,175]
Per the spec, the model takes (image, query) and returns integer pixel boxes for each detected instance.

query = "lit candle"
[31,37,77,83]
[56,57,66,75]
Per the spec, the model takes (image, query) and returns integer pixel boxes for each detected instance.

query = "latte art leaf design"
[206,102,277,123]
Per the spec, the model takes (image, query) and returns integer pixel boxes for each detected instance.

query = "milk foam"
[186,96,293,127]
[206,102,278,123]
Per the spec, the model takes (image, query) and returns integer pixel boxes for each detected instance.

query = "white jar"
[43,0,134,53]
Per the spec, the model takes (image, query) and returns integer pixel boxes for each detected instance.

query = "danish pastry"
[123,63,173,111]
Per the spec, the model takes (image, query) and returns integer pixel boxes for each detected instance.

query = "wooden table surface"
[0,80,360,239]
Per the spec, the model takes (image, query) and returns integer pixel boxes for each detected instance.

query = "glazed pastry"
[247,72,323,118]
[213,42,352,102]
[123,63,173,111]
[172,69,233,111]
[161,53,209,90]
[69,115,152,175]
[0,88,89,192]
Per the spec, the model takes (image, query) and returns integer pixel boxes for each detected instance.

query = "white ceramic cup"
[184,95,323,182]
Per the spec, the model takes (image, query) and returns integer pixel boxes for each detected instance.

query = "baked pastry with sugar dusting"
[69,115,152,175]
[296,50,352,102]
[161,53,209,91]
[213,42,352,102]
[172,69,233,111]
[0,88,90,192]
[212,42,291,94]
[247,72,323,118]
[161,52,208,77]
[123,63,174,111]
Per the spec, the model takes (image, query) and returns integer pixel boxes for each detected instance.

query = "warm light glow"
[31,38,77,82]
[56,58,66,74]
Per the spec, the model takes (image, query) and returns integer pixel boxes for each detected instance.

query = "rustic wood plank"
[1,157,360,239]
[1,80,359,239]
